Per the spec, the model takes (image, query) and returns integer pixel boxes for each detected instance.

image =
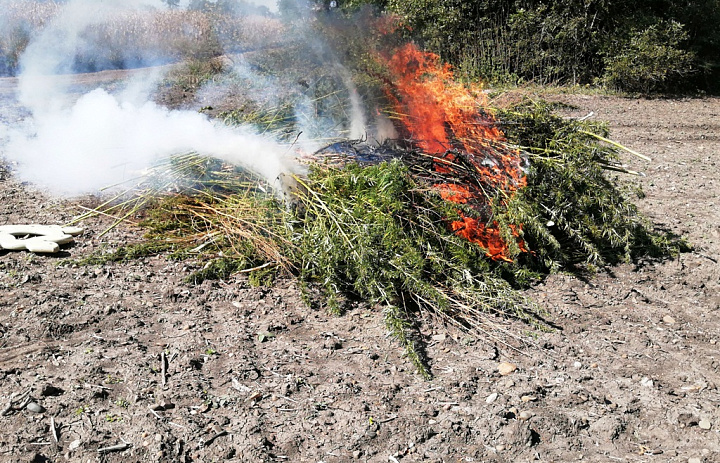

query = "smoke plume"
[0,0,389,196]
[0,0,297,196]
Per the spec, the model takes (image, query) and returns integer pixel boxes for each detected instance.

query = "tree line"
[337,0,719,93]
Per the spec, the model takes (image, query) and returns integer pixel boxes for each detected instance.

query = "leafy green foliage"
[496,98,684,269]
[342,0,719,92]
[74,101,684,377]
[289,161,543,376]
[602,20,695,93]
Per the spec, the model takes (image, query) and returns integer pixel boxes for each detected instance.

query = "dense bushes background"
[3,0,717,93]
[339,0,720,93]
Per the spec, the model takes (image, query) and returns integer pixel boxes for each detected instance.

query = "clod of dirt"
[678,413,699,428]
[502,421,538,448]
[589,415,626,441]
[498,362,517,376]
[518,410,534,421]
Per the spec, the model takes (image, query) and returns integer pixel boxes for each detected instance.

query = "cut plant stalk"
[579,130,652,162]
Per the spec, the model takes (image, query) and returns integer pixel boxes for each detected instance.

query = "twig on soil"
[148,407,162,419]
[161,351,168,386]
[237,261,278,274]
[16,396,31,411]
[50,416,59,443]
[84,383,111,391]
[692,251,718,263]
[423,386,443,393]
[379,415,397,423]
[579,130,652,162]
[97,442,132,454]
[577,111,594,121]
[201,429,227,447]
[600,164,645,176]
[0,389,31,416]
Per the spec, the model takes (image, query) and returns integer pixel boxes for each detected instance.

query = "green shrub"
[341,0,716,92]
[602,20,696,93]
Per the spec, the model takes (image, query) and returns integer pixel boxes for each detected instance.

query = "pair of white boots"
[0,225,83,253]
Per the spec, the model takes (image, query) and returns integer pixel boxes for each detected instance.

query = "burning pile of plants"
[78,42,681,377]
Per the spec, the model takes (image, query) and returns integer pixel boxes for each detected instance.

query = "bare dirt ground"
[1,92,719,463]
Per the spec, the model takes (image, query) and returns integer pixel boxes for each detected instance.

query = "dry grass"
[0,2,286,75]
[0,0,60,28]
[0,1,59,73]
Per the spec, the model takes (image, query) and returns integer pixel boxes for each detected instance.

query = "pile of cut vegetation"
[75,46,682,377]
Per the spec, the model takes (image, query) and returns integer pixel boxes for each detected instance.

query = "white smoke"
[238,0,279,12]
[336,65,367,140]
[176,0,279,13]
[4,88,293,194]
[1,0,298,196]
[0,0,397,197]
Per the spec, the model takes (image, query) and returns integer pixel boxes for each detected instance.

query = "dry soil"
[1,90,719,463]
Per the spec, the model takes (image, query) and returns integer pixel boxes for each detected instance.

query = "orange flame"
[384,44,502,151]
[435,183,474,204]
[450,217,510,263]
[450,216,529,263]
[380,43,529,262]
